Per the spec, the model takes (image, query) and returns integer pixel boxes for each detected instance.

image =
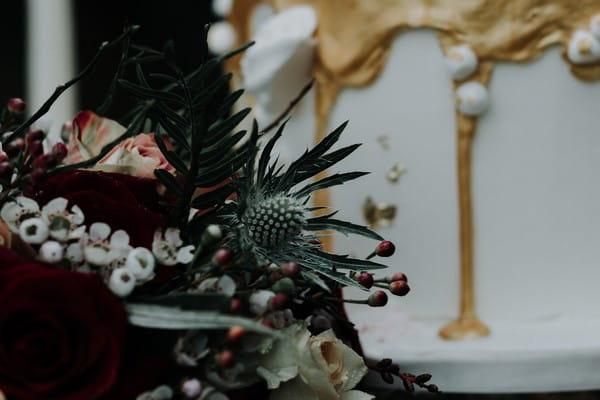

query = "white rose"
[257,323,373,400]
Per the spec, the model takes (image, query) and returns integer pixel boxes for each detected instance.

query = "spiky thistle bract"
[222,119,387,289]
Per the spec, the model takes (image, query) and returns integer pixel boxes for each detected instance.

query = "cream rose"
[257,323,373,400]
[64,110,174,178]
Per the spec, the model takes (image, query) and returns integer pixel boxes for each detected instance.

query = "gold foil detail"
[362,197,397,229]
[386,163,406,184]
[377,135,390,151]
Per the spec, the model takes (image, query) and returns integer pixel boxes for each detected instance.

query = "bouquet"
[0,26,437,400]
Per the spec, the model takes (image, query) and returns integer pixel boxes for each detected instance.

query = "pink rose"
[64,111,174,178]
[99,133,175,178]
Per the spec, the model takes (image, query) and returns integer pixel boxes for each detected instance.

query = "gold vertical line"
[439,62,493,340]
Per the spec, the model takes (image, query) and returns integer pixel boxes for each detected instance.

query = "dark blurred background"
[1,0,216,113]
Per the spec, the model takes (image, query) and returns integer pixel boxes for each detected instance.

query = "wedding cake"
[213,0,600,392]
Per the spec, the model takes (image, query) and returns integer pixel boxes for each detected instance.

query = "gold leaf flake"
[362,197,397,229]
[386,163,406,184]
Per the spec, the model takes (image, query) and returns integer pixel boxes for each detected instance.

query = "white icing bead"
[445,45,478,81]
[456,81,490,116]
[567,29,600,65]
[212,0,233,17]
[590,14,600,39]
[207,21,236,54]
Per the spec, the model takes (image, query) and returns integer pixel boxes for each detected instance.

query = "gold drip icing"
[440,62,494,340]
[226,0,600,337]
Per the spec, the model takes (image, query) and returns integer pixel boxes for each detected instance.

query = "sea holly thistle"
[220,120,388,289]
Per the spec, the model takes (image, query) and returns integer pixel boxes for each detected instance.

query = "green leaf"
[135,292,229,312]
[300,271,331,292]
[118,79,184,105]
[310,250,387,271]
[301,263,365,289]
[305,218,383,240]
[126,303,280,335]
[292,144,361,186]
[154,169,183,196]
[206,108,251,144]
[216,89,244,118]
[294,171,369,198]
[154,130,188,174]
[257,120,287,188]
[190,183,236,209]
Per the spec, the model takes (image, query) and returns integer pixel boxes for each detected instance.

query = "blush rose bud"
[212,248,233,265]
[7,98,25,113]
[0,162,13,181]
[356,271,374,289]
[28,140,44,158]
[30,168,47,183]
[389,280,410,296]
[227,326,245,344]
[5,138,24,157]
[216,350,236,368]
[51,142,68,162]
[376,240,396,257]
[368,290,388,307]
[280,261,300,277]
[389,272,408,282]
[268,293,289,311]
[230,298,243,314]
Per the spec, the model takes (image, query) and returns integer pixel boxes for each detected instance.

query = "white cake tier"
[347,302,600,393]
[263,29,600,392]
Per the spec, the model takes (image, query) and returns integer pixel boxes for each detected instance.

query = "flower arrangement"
[0,26,438,400]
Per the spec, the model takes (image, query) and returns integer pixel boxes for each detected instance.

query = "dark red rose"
[30,170,165,247]
[0,248,126,400]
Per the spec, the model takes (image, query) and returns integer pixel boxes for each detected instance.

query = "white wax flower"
[108,267,137,297]
[567,29,600,65]
[456,81,490,116]
[445,45,478,81]
[241,5,317,125]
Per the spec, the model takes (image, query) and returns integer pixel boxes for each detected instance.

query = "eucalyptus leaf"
[126,304,280,335]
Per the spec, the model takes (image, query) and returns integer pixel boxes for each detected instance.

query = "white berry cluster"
[0,196,197,298]
[241,195,305,248]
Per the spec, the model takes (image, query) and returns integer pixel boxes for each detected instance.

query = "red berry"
[230,298,243,314]
[390,280,410,296]
[213,248,233,265]
[376,240,396,257]
[4,138,24,157]
[28,139,44,157]
[261,319,276,329]
[356,272,374,289]
[51,142,68,161]
[0,162,13,181]
[227,326,245,343]
[280,261,300,277]
[389,272,407,283]
[0,152,8,163]
[30,168,47,183]
[217,350,236,368]
[268,271,282,283]
[32,153,58,170]
[268,293,288,311]
[26,130,44,144]
[7,98,25,113]
[367,290,388,307]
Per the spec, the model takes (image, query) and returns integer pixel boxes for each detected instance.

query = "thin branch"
[259,79,314,134]
[3,25,139,145]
